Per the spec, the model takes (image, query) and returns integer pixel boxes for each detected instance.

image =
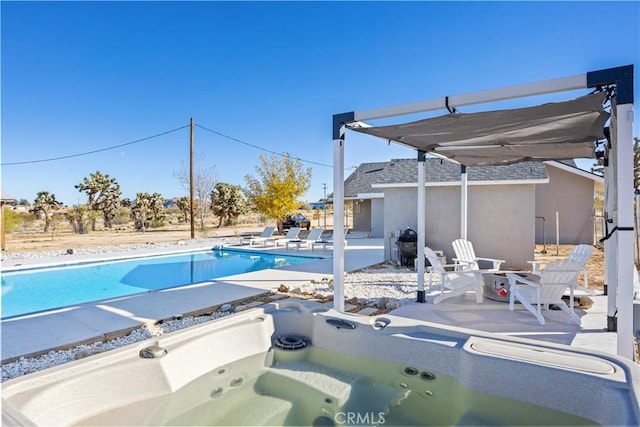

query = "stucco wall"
[383,187,418,241]
[384,184,535,269]
[535,166,595,245]
[466,185,535,270]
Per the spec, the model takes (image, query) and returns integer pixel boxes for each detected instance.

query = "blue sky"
[2,1,639,206]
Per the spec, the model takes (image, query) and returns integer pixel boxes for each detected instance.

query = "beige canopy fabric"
[350,92,609,166]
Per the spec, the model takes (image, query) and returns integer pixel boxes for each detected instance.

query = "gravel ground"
[0,238,233,262]
[2,245,415,382]
[297,264,419,306]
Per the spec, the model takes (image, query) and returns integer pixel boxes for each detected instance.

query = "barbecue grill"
[396,227,418,267]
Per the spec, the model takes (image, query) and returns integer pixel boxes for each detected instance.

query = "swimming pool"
[1,249,317,319]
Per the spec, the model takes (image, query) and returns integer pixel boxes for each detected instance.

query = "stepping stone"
[356,307,378,316]
[268,294,288,301]
[247,301,264,309]
[344,304,357,312]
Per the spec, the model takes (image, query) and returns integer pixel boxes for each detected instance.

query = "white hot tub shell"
[2,300,639,426]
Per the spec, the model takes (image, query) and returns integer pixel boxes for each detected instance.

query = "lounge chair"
[241,226,276,246]
[452,239,505,271]
[285,228,325,250]
[425,246,484,304]
[528,244,594,294]
[506,258,582,326]
[311,227,349,251]
[266,227,301,248]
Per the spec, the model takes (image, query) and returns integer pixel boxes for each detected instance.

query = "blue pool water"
[1,250,317,319]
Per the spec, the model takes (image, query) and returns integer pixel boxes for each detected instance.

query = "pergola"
[331,65,635,360]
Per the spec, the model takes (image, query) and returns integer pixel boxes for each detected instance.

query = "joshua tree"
[66,204,97,234]
[75,171,122,230]
[211,183,247,227]
[176,196,190,223]
[131,192,166,231]
[30,191,61,232]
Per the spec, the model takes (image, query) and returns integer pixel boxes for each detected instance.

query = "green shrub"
[2,207,22,233]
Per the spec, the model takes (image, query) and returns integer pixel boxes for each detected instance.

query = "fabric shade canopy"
[349,92,609,166]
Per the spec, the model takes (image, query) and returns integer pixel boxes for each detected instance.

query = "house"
[344,158,603,269]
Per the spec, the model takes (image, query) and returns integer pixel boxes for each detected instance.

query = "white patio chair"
[311,227,349,251]
[285,228,324,250]
[266,227,301,247]
[528,244,594,294]
[241,226,276,246]
[506,259,582,326]
[452,239,505,271]
[425,246,484,304]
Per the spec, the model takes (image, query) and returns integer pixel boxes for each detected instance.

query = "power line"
[3,121,355,173]
[1,125,191,166]
[195,123,333,168]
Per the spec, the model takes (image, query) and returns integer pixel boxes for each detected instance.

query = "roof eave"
[372,178,549,188]
[544,160,604,183]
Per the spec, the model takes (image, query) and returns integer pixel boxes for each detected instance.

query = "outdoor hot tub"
[2,300,639,426]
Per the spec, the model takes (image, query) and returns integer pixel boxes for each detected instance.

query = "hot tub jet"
[138,343,167,359]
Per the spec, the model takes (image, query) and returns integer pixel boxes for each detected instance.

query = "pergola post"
[461,165,468,240]
[417,151,426,303]
[332,112,353,312]
[332,137,345,312]
[604,149,617,328]
[612,100,635,359]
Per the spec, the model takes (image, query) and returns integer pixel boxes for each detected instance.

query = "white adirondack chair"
[528,244,594,294]
[506,258,582,326]
[452,239,505,271]
[425,247,484,304]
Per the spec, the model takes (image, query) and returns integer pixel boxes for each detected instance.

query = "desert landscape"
[1,209,332,252]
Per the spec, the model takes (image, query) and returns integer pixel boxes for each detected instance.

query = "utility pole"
[322,183,327,230]
[190,118,195,239]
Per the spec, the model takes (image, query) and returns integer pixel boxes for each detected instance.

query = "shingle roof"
[344,158,549,198]
[343,161,390,197]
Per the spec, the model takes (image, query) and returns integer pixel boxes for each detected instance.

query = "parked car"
[282,214,311,230]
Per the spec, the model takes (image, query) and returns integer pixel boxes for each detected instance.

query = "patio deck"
[394,291,616,353]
